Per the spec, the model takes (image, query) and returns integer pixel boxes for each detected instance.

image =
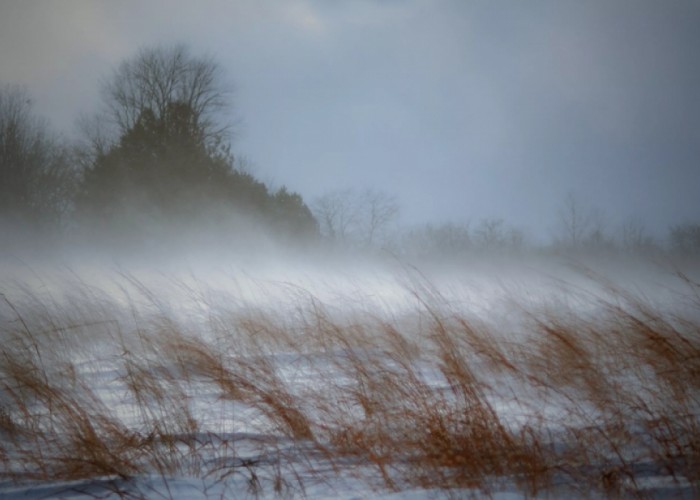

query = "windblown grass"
[0,263,698,497]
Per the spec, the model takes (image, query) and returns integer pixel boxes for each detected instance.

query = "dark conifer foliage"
[73,45,317,243]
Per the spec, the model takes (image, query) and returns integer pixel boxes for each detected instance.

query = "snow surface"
[1,254,698,498]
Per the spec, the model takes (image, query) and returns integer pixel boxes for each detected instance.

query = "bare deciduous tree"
[557,192,593,248]
[620,216,656,253]
[474,218,506,249]
[473,218,525,252]
[313,189,362,243]
[556,193,615,252]
[361,189,399,246]
[0,84,74,224]
[313,188,399,247]
[102,44,232,148]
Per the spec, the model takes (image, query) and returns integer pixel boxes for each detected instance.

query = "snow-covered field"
[0,251,698,498]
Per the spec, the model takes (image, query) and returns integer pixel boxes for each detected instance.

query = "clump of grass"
[0,265,699,497]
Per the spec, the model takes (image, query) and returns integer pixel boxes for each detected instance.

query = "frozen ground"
[0,251,698,498]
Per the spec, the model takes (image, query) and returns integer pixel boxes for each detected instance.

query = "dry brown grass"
[0,266,698,497]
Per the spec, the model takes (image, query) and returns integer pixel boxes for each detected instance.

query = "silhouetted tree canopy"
[103,44,230,148]
[0,84,74,226]
[78,102,227,216]
[75,46,317,243]
[271,187,319,238]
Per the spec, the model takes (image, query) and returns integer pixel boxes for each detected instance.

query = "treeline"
[388,219,699,260]
[310,189,700,259]
[399,219,699,261]
[0,45,317,248]
[2,44,698,258]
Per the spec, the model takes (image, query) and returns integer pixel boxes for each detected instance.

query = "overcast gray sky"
[1,0,699,240]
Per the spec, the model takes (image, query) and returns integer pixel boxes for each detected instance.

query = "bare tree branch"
[102,44,232,148]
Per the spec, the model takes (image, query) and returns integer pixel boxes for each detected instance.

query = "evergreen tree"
[75,45,318,243]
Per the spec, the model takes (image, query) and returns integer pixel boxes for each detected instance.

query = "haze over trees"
[0,43,698,258]
[313,189,399,249]
[1,45,318,248]
[669,223,700,255]
[1,2,699,495]
[0,85,75,228]
[75,45,317,243]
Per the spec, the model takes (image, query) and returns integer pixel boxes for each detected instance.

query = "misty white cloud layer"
[1,0,699,239]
